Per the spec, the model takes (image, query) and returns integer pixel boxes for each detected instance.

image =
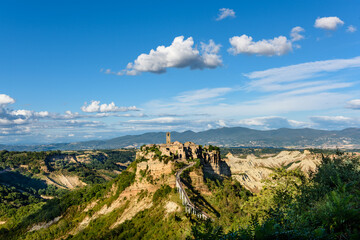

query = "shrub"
[152,185,172,203]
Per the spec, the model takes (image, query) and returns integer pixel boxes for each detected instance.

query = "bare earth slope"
[225,150,322,192]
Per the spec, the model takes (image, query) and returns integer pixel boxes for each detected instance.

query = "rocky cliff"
[136,141,230,178]
[224,150,324,192]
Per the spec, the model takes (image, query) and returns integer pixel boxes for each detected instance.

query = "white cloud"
[81,100,139,113]
[0,125,31,136]
[10,109,33,118]
[94,112,146,118]
[81,101,100,112]
[63,120,105,128]
[0,94,15,106]
[290,26,305,42]
[146,85,352,121]
[35,111,50,117]
[346,99,360,109]
[0,108,68,127]
[207,92,351,119]
[141,55,360,133]
[145,87,233,117]
[218,119,227,127]
[245,56,360,91]
[228,34,292,56]
[174,87,232,104]
[237,116,311,129]
[128,117,180,125]
[0,100,41,126]
[119,36,222,75]
[310,116,360,129]
[347,25,357,33]
[120,117,229,132]
[0,95,122,142]
[216,8,235,21]
[314,16,344,30]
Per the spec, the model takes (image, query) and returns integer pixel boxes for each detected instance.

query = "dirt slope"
[225,150,322,192]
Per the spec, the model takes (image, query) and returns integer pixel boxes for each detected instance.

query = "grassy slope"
[4,149,357,239]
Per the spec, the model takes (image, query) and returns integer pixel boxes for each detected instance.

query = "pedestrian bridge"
[175,162,212,220]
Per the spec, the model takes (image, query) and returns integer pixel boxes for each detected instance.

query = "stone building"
[136,133,230,176]
[166,132,171,145]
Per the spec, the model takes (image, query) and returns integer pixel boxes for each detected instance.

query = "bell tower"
[166,132,171,144]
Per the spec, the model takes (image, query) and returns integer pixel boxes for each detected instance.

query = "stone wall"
[136,141,230,177]
[137,142,220,162]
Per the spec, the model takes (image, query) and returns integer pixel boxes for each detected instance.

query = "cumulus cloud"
[81,100,139,113]
[118,36,222,75]
[346,99,360,109]
[347,25,357,33]
[314,16,344,30]
[228,34,292,56]
[0,94,127,143]
[216,8,236,21]
[290,26,305,42]
[0,94,15,106]
[0,97,42,126]
[0,108,75,126]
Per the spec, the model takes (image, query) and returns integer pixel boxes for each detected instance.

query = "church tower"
[166,132,171,144]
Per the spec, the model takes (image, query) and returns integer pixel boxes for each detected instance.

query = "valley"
[0,134,359,239]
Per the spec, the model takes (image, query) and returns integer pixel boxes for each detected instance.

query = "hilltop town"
[136,132,230,177]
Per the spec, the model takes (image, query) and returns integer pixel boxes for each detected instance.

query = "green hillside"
[0,147,359,239]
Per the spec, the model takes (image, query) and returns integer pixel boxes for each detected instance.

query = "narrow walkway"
[175,162,213,220]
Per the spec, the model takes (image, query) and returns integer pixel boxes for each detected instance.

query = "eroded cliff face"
[68,157,178,235]
[137,142,220,161]
[224,150,323,192]
[136,142,230,179]
[22,143,247,238]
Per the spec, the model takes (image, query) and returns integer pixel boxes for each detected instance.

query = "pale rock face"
[137,142,221,163]
[136,141,230,179]
[225,151,322,192]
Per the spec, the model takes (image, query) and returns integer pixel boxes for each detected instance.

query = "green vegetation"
[139,165,149,178]
[79,200,191,240]
[1,146,360,239]
[143,145,175,163]
[0,149,136,237]
[152,185,172,203]
[0,166,136,240]
[207,145,220,152]
[0,149,135,186]
[220,147,355,159]
[0,185,41,220]
[0,150,59,171]
[191,153,360,239]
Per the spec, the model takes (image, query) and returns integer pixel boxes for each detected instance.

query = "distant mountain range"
[2,127,360,151]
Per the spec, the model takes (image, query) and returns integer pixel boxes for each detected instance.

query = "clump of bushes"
[191,153,360,239]
[152,185,172,203]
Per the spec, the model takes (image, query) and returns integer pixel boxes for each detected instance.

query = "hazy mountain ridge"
[2,127,360,151]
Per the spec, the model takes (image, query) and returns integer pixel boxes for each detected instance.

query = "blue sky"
[1,0,360,144]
